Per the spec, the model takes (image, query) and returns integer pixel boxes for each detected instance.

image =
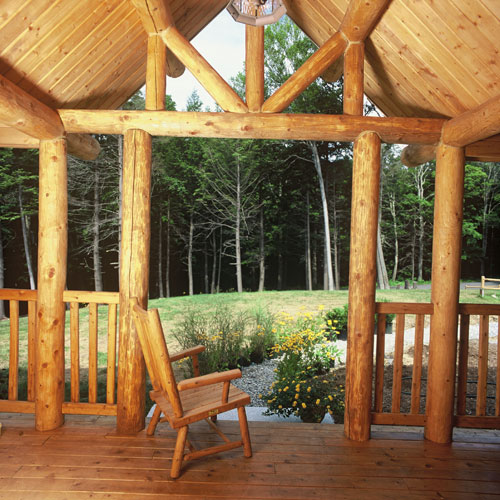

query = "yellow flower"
[283,386,289,392]
[294,393,299,400]
[301,402,307,409]
[307,387,312,393]
[292,401,297,407]
[328,395,333,401]
[316,399,320,405]
[278,405,282,409]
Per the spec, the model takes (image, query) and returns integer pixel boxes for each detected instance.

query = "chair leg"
[237,407,252,458]
[171,426,188,479]
[147,405,162,436]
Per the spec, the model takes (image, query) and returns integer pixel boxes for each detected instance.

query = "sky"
[166,10,246,110]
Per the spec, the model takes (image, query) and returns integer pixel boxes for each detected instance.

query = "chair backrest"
[130,298,183,418]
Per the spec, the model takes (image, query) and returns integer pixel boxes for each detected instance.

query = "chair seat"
[151,383,251,429]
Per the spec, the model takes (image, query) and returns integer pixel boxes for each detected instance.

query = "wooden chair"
[130,298,252,479]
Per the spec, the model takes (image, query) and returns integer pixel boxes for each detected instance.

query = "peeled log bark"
[345,131,381,442]
[36,138,67,431]
[245,25,265,112]
[343,42,364,116]
[340,0,392,42]
[117,129,152,434]
[425,144,465,444]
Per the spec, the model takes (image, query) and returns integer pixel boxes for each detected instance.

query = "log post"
[425,144,465,443]
[245,25,264,112]
[345,131,381,441]
[116,129,152,434]
[343,42,364,116]
[145,35,166,111]
[36,138,67,431]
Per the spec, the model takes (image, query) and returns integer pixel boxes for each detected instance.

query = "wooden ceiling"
[0,0,498,120]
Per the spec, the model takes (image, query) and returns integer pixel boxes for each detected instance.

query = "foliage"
[324,305,348,336]
[243,306,277,364]
[262,310,344,422]
[172,302,247,374]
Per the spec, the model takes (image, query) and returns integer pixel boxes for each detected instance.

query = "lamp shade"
[226,0,286,26]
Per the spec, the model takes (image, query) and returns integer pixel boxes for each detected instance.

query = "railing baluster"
[476,314,489,416]
[106,303,118,404]
[410,314,424,414]
[496,316,500,417]
[374,313,386,413]
[456,314,470,415]
[70,302,80,403]
[88,303,98,403]
[8,300,19,401]
[27,300,36,401]
[391,313,405,413]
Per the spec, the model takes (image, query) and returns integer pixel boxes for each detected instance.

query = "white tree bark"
[309,141,334,290]
[305,190,312,291]
[188,212,194,296]
[92,168,103,292]
[258,205,265,292]
[18,186,36,290]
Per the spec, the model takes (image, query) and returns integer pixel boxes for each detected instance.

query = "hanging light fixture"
[226,0,286,26]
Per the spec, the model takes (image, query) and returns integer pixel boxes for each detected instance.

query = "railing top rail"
[375,302,434,314]
[459,303,500,315]
[0,289,119,304]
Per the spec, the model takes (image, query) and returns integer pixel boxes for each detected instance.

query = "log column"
[425,144,465,443]
[245,25,264,112]
[345,131,381,441]
[36,138,67,431]
[343,42,364,116]
[117,129,152,434]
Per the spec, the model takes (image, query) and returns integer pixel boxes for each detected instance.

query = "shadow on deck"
[1,413,499,499]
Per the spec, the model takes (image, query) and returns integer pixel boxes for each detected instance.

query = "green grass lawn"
[1,287,497,402]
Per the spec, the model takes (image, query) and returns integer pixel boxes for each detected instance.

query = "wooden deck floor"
[1,414,500,499]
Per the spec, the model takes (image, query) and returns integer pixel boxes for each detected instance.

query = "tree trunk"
[158,209,164,298]
[305,191,312,291]
[389,194,399,281]
[235,160,243,293]
[118,134,123,274]
[217,227,223,293]
[258,205,265,292]
[211,230,217,294]
[331,179,340,290]
[18,185,36,290]
[188,212,194,296]
[204,239,209,294]
[0,220,5,319]
[310,141,334,290]
[92,168,103,292]
[414,165,430,282]
[376,183,390,290]
[165,200,171,298]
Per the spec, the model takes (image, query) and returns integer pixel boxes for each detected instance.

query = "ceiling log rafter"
[0,74,99,161]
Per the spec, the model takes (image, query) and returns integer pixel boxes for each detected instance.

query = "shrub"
[263,312,344,422]
[324,304,348,337]
[244,306,277,365]
[172,303,247,374]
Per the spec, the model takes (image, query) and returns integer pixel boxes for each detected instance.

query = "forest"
[1,19,499,305]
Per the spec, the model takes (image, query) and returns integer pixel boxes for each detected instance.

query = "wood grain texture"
[343,42,364,115]
[425,144,465,444]
[59,109,445,144]
[340,0,392,42]
[245,25,265,112]
[36,138,67,431]
[146,35,166,110]
[345,132,381,441]
[116,129,152,434]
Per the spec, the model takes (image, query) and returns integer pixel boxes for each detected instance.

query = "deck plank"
[1,414,499,499]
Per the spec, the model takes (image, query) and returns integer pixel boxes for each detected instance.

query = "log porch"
[1,413,500,499]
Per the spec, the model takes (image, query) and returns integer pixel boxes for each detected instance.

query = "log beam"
[340,0,392,42]
[345,131,381,441]
[343,42,364,115]
[130,0,185,78]
[401,134,500,166]
[441,94,500,147]
[36,138,67,431]
[59,110,444,144]
[262,32,347,113]
[425,144,465,444]
[161,27,248,113]
[245,25,265,112]
[116,129,152,434]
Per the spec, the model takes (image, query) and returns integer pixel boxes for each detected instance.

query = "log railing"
[372,302,500,429]
[0,288,119,416]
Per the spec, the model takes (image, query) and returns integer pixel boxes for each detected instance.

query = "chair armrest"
[177,369,242,392]
[169,345,205,362]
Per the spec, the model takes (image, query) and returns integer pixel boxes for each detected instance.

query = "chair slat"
[410,314,424,414]
[456,314,470,415]
[8,300,19,401]
[27,300,36,401]
[391,313,405,414]
[70,302,80,403]
[476,315,489,416]
[106,303,117,404]
[88,302,98,404]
